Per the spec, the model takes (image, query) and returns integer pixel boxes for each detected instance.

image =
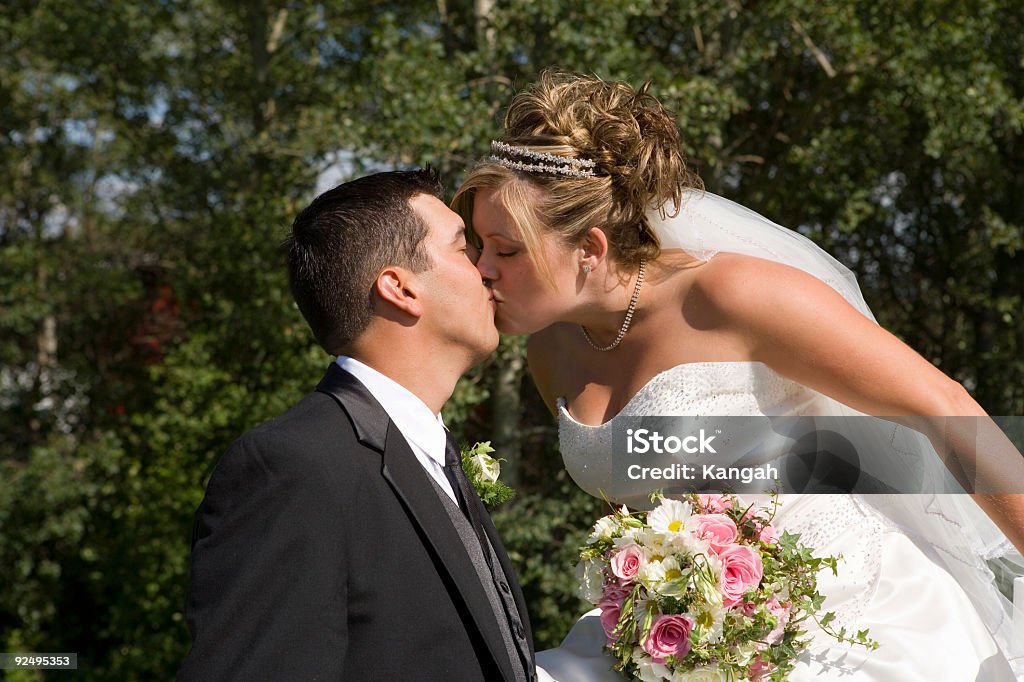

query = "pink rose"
[642,614,694,663]
[698,494,732,513]
[610,544,645,581]
[690,514,739,554]
[598,600,624,644]
[739,506,780,544]
[765,597,790,644]
[718,544,764,608]
[740,506,758,523]
[758,523,779,546]
[748,654,776,681]
[741,600,758,617]
[602,581,633,605]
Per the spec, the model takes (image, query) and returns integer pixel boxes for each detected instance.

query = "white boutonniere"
[460,441,515,509]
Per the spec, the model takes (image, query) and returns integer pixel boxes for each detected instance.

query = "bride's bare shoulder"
[689,252,823,312]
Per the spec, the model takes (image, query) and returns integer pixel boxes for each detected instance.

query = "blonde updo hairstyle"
[453,70,702,279]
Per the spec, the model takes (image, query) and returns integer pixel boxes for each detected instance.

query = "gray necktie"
[443,430,493,571]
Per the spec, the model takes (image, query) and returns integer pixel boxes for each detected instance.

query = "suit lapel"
[316,364,517,681]
[380,428,517,681]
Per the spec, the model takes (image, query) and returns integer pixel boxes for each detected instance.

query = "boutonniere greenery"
[461,441,515,509]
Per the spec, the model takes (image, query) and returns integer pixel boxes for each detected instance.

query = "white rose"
[613,527,642,548]
[575,558,605,604]
[471,453,500,483]
[633,649,673,682]
[588,515,619,543]
[674,664,728,682]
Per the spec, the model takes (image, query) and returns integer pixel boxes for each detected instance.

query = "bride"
[453,71,1024,680]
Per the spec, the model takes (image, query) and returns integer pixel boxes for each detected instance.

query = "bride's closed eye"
[479,232,524,258]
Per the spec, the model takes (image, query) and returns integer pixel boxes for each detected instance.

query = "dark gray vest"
[427,477,532,682]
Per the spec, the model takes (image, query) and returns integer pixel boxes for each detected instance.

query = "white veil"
[647,188,1024,673]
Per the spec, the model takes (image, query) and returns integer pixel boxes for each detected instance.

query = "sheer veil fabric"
[645,189,1024,672]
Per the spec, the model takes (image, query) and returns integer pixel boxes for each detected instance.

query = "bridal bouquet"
[576,493,875,681]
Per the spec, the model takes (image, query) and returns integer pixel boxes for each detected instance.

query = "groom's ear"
[580,227,609,264]
[374,267,424,318]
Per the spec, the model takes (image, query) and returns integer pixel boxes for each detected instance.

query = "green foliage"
[1,0,1022,678]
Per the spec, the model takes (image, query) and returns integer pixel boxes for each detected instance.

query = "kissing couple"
[180,72,1024,681]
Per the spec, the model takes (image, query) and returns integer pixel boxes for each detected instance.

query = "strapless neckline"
[556,360,824,509]
[557,361,775,428]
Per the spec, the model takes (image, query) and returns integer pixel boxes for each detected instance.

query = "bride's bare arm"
[694,253,1024,553]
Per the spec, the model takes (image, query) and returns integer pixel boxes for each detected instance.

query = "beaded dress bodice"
[558,362,817,507]
[557,361,889,628]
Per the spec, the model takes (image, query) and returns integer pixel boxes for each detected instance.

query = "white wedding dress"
[535,362,1023,681]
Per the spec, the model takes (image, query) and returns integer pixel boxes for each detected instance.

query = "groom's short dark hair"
[285,168,443,354]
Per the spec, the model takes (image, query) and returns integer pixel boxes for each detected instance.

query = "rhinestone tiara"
[489,140,597,178]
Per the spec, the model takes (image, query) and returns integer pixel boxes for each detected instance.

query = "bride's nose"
[475,251,498,281]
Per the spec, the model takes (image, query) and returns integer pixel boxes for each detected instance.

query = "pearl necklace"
[580,259,646,352]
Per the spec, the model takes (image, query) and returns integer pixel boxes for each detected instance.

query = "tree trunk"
[490,339,523,488]
[475,0,496,51]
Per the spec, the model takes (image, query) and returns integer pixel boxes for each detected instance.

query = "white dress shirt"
[335,356,458,503]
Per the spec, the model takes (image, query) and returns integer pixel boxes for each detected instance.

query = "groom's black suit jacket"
[179,363,534,681]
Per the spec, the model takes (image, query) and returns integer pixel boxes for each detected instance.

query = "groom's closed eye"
[465,241,481,264]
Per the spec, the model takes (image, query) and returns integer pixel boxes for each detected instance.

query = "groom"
[179,169,535,681]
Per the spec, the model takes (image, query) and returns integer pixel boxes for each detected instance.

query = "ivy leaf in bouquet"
[577,492,877,681]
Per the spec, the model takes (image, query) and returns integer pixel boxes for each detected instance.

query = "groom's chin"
[484,328,501,355]
[494,315,527,337]
[498,320,542,338]
[471,328,500,363]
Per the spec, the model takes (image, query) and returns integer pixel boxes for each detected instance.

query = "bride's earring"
[581,263,592,274]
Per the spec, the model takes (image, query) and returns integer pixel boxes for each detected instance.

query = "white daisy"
[635,527,672,555]
[667,528,711,557]
[647,498,693,534]
[689,602,727,643]
[639,555,683,592]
